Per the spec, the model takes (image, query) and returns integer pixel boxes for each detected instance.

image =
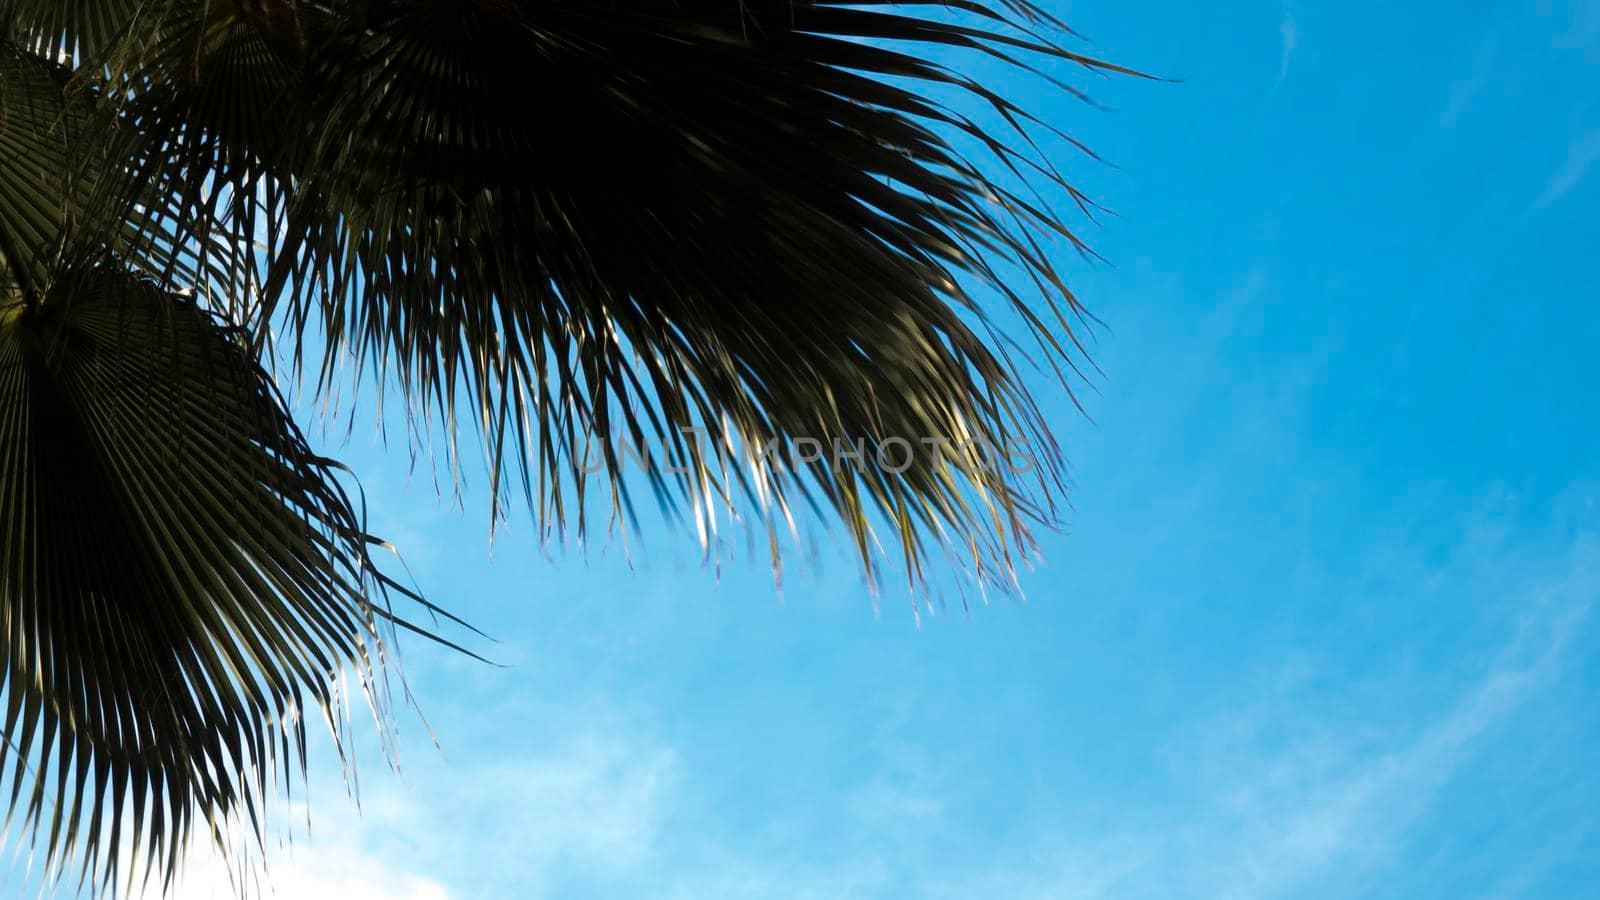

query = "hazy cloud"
[648,500,1599,900]
[155,730,679,900]
[116,481,1600,900]
[1553,0,1600,52]
[1187,584,1591,900]
[1279,14,1298,80]
[1537,128,1600,207]
[1441,40,1496,127]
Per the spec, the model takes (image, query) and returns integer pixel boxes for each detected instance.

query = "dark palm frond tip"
[211,0,1138,599]
[0,263,435,897]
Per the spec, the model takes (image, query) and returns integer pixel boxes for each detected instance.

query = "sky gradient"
[9,0,1598,898]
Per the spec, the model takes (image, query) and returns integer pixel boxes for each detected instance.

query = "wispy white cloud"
[154,729,678,900]
[1537,128,1600,207]
[1441,40,1496,127]
[1554,0,1600,53]
[1278,13,1298,81]
[1182,581,1591,900]
[460,735,679,876]
[98,480,1599,900]
[640,508,1598,900]
[164,826,453,900]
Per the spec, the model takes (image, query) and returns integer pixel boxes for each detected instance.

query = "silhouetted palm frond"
[95,0,1140,591]
[0,264,429,897]
[2,25,453,894]
[2,0,1144,891]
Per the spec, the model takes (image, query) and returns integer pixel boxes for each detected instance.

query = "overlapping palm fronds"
[1,263,425,897]
[1,0,1141,892]
[1,22,451,896]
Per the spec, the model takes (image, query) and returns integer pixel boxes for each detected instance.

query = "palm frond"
[0,41,81,294]
[0,0,142,65]
[0,263,425,897]
[2,29,461,894]
[0,37,237,307]
[86,0,1140,594]
[1,0,1144,890]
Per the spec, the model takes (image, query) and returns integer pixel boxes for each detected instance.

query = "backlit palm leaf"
[3,0,1142,892]
[0,264,426,896]
[95,0,1140,592]
[0,0,142,64]
[2,27,451,896]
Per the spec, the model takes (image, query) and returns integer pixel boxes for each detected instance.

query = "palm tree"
[0,0,1138,894]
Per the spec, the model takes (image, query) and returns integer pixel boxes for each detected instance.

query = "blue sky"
[27,1,1600,897]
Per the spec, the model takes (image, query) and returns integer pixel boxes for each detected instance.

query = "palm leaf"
[0,263,422,897]
[0,37,238,308]
[85,0,1142,594]
[3,0,1148,883]
[2,29,460,894]
[0,40,80,294]
[0,0,143,65]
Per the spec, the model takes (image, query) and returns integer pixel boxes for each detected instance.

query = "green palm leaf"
[0,38,239,308]
[2,26,459,894]
[89,0,1141,592]
[3,0,1146,891]
[0,0,142,65]
[0,264,429,897]
[0,41,80,294]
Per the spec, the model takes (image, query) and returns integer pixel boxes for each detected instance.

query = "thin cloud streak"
[1202,583,1591,900]
[1279,15,1298,81]
[1537,129,1600,207]
[152,729,680,900]
[1554,0,1600,52]
[1441,39,1495,127]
